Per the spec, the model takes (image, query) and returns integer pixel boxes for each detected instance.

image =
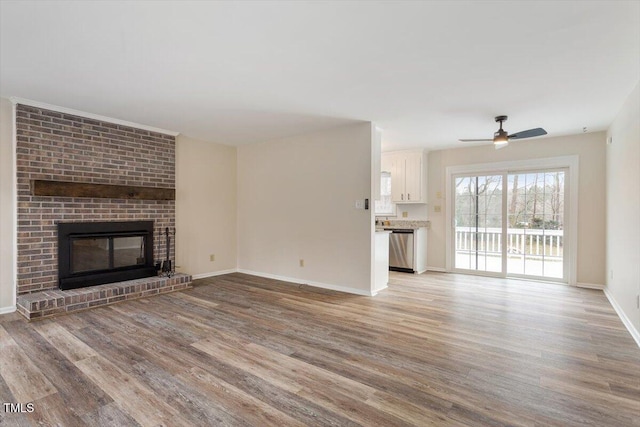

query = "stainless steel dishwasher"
[387,229,414,272]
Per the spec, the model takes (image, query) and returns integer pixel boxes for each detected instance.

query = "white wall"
[0,98,15,312]
[606,82,640,343]
[426,132,607,285]
[389,203,429,220]
[175,135,237,278]
[237,123,375,295]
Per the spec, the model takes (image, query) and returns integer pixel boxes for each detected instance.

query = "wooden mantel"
[31,180,175,201]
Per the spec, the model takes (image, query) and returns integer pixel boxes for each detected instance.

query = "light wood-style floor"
[1,272,639,426]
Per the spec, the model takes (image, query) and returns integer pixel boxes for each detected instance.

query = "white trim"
[576,282,605,290]
[11,102,17,311]
[426,266,447,273]
[445,155,579,284]
[0,306,16,315]
[445,169,453,272]
[237,269,377,296]
[567,159,579,286]
[371,284,389,294]
[604,288,640,348]
[501,170,508,275]
[9,97,179,137]
[191,269,238,280]
[445,156,579,176]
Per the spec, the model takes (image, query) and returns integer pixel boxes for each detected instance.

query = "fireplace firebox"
[58,221,156,290]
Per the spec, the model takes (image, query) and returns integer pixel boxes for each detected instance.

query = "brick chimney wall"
[15,104,176,295]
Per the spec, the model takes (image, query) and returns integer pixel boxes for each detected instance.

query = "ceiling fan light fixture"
[493,129,509,145]
[460,115,546,147]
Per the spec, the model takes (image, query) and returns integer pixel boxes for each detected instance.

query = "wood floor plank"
[364,390,455,426]
[0,325,56,403]
[4,319,112,419]
[81,402,141,427]
[169,290,221,309]
[0,370,36,427]
[34,321,99,362]
[74,356,179,426]
[191,337,304,394]
[183,366,307,427]
[28,392,88,427]
[129,360,250,426]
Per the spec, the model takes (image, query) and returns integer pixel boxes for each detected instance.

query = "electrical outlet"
[434,205,441,213]
[210,254,215,262]
[299,259,304,267]
[355,200,364,209]
[436,191,442,199]
[402,211,408,218]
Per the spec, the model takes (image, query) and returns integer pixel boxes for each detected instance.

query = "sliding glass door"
[506,170,566,280]
[453,169,567,282]
[454,174,504,273]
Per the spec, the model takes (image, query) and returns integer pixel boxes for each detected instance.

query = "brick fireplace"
[14,104,190,318]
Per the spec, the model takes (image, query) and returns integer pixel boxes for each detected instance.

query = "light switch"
[355,200,364,209]
[436,191,442,199]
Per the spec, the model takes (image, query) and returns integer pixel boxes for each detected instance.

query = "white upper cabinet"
[384,150,427,204]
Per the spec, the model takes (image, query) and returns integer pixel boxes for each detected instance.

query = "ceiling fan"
[459,115,547,149]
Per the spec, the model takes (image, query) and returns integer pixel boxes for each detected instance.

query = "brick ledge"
[16,273,192,320]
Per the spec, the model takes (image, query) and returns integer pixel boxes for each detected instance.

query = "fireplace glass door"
[114,236,146,268]
[71,236,146,274]
[71,238,110,273]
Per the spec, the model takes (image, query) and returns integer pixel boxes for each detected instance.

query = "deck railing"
[455,227,563,259]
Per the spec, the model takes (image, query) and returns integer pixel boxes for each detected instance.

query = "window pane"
[375,172,395,215]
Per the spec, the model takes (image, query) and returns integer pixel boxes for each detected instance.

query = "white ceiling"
[1,1,638,151]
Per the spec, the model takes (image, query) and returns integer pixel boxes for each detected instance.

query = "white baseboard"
[604,287,640,348]
[576,282,604,290]
[426,266,447,273]
[237,269,375,297]
[0,305,16,315]
[190,269,238,280]
[371,284,388,296]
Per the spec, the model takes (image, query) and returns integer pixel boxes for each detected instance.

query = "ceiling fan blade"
[459,139,493,142]
[508,128,547,140]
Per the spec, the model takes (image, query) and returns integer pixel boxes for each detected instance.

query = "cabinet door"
[404,153,422,202]
[389,154,405,202]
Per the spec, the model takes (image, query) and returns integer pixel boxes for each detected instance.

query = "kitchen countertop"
[375,220,430,232]
[377,225,423,231]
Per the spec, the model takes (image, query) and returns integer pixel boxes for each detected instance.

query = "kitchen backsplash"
[376,203,429,221]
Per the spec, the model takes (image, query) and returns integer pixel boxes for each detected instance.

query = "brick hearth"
[17,273,192,320]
